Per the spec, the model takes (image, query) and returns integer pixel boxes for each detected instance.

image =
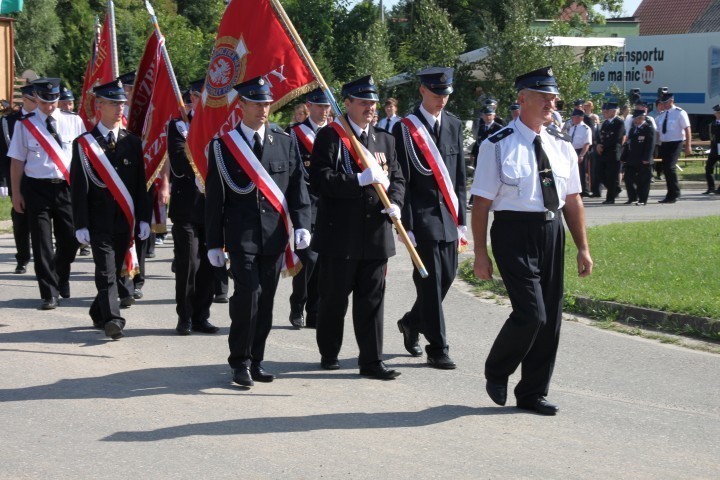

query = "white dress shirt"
[657,106,690,142]
[240,122,266,149]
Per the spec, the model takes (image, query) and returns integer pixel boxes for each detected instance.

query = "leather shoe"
[658,198,677,204]
[40,297,59,310]
[120,296,135,308]
[250,363,274,382]
[623,200,635,205]
[14,264,27,274]
[486,380,507,406]
[232,366,254,387]
[104,320,124,340]
[289,307,304,328]
[133,288,143,300]
[78,246,91,256]
[427,354,457,370]
[517,396,559,416]
[320,356,340,370]
[213,293,229,303]
[359,361,400,380]
[397,319,422,357]
[59,282,70,299]
[601,199,615,204]
[176,320,191,336]
[702,189,714,194]
[191,321,219,334]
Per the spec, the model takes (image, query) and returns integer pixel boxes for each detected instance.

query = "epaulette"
[18,112,35,120]
[271,126,290,137]
[60,110,78,115]
[488,128,513,144]
[444,111,459,119]
[546,123,571,142]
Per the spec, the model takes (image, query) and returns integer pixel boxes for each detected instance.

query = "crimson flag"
[127,33,162,137]
[186,0,317,180]
[79,12,115,130]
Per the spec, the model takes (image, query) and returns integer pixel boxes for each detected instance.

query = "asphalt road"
[0,188,718,479]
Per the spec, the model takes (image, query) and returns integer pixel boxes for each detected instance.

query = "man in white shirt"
[564,109,593,195]
[655,91,691,203]
[377,97,401,132]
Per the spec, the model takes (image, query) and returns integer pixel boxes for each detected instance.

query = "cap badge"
[118,80,123,88]
[258,78,265,86]
[46,83,52,89]
[440,74,447,83]
[368,78,374,85]
[547,68,553,76]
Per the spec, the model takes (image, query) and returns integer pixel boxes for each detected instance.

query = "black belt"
[27,177,66,184]
[493,210,560,222]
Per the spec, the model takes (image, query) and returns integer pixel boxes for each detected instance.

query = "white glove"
[294,228,311,250]
[75,228,91,245]
[458,225,468,242]
[207,248,226,268]
[138,221,151,241]
[195,176,205,194]
[0,186,7,197]
[381,203,401,220]
[357,167,389,187]
[399,229,417,247]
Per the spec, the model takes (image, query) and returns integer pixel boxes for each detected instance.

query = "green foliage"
[346,19,395,82]
[12,0,63,75]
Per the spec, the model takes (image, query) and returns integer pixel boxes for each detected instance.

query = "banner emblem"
[205,36,248,108]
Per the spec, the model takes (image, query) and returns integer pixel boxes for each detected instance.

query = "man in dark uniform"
[168,79,219,336]
[705,105,720,194]
[287,87,331,329]
[471,105,503,168]
[471,66,593,415]
[309,75,405,380]
[596,101,626,204]
[0,84,35,274]
[393,67,466,369]
[70,79,150,339]
[205,77,310,387]
[623,109,656,205]
[9,78,86,309]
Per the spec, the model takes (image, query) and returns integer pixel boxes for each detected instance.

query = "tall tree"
[12,0,63,76]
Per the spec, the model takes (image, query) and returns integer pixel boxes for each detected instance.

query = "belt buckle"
[544,210,555,220]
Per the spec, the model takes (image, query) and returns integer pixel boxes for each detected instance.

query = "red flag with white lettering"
[186,0,317,180]
[127,33,161,137]
[79,12,115,130]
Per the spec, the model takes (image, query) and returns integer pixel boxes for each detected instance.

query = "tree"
[346,18,394,82]
[12,0,63,76]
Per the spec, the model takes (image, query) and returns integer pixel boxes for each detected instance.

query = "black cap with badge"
[118,71,136,86]
[31,78,61,102]
[632,109,647,118]
[20,83,35,98]
[572,108,585,117]
[234,76,273,102]
[509,103,520,111]
[59,87,75,102]
[417,67,454,95]
[514,66,559,94]
[481,106,495,115]
[659,91,674,102]
[602,101,619,110]
[341,75,379,101]
[306,87,330,105]
[93,78,128,102]
[712,105,720,112]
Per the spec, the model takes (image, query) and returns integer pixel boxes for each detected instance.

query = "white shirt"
[346,117,370,139]
[567,121,593,150]
[308,117,326,132]
[657,105,690,142]
[240,122,266,149]
[419,104,441,131]
[96,121,121,144]
[8,109,85,179]
[378,114,400,132]
[470,118,581,212]
[624,114,656,134]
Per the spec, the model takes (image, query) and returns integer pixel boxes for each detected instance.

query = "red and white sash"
[21,115,71,183]
[401,114,467,251]
[329,120,389,190]
[77,133,139,277]
[291,123,315,153]
[220,129,302,277]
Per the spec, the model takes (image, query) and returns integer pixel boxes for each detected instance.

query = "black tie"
[106,131,116,151]
[359,131,368,148]
[662,111,668,134]
[46,117,62,146]
[533,136,560,212]
[253,132,263,159]
[433,121,440,142]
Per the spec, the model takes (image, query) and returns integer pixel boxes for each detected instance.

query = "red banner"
[79,12,115,130]
[186,0,317,180]
[127,34,161,136]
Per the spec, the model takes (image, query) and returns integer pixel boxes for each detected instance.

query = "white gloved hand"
[357,167,389,187]
[381,203,401,220]
[75,228,91,245]
[138,221,151,241]
[207,248,226,268]
[458,225,468,242]
[399,229,417,247]
[294,228,311,250]
[195,176,205,194]
[0,186,8,197]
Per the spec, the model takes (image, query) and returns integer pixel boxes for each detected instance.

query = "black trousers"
[11,204,31,266]
[600,159,621,201]
[227,251,283,368]
[486,215,565,404]
[117,233,145,299]
[22,177,77,299]
[403,239,457,357]
[214,265,229,296]
[624,163,653,203]
[588,149,602,196]
[705,154,718,190]
[576,148,588,194]
[290,246,320,322]
[172,222,214,324]
[316,256,386,367]
[660,141,682,199]
[89,232,130,327]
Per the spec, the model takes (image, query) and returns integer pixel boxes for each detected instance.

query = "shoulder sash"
[21,116,71,183]
[329,120,389,191]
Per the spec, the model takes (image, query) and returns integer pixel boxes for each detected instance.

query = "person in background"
[655,90,691,204]
[291,103,309,126]
[704,104,720,194]
[597,101,626,204]
[563,109,593,196]
[623,108,656,205]
[377,98,401,132]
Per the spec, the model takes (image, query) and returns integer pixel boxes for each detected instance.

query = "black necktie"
[253,132,263,159]
[433,121,440,142]
[106,131,116,151]
[46,117,62,146]
[662,111,668,134]
[359,131,368,148]
[533,136,560,212]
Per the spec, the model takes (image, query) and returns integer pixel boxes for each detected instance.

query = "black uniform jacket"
[625,120,656,166]
[0,110,23,191]
[167,118,204,224]
[205,124,310,255]
[709,121,720,158]
[309,118,405,260]
[599,116,626,161]
[70,126,150,236]
[286,117,320,225]
[392,108,466,243]
[471,121,503,158]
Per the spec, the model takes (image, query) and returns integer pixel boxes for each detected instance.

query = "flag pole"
[108,0,119,78]
[268,0,428,278]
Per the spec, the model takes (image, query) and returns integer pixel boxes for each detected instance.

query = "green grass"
[0,197,11,222]
[677,157,708,182]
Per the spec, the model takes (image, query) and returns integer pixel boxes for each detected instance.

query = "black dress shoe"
[14,264,27,274]
[104,320,124,340]
[427,354,457,370]
[250,363,274,382]
[486,380,507,406]
[359,361,400,380]
[40,297,59,310]
[213,293,229,303]
[79,245,91,256]
[191,321,220,334]
[146,252,156,258]
[623,200,635,205]
[397,319,422,357]
[59,282,70,299]
[320,356,340,370]
[658,198,677,204]
[702,189,714,194]
[120,296,135,308]
[517,396,559,416]
[176,320,191,336]
[232,366,254,387]
[133,288,143,299]
[601,199,615,204]
[289,308,304,328]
